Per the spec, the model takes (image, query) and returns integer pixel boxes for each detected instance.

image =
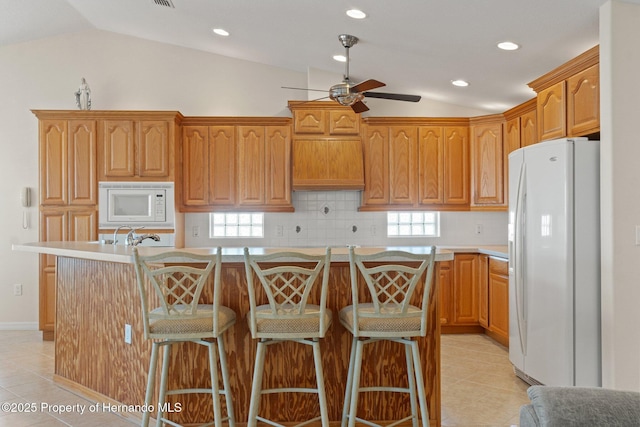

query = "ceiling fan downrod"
[338,34,358,83]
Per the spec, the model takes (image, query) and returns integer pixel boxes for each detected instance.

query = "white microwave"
[98,182,175,229]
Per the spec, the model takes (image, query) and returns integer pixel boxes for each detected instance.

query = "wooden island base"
[53,255,442,426]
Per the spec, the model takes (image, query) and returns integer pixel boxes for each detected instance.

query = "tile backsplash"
[184,191,508,248]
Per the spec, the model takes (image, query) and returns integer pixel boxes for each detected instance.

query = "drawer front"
[489,257,508,276]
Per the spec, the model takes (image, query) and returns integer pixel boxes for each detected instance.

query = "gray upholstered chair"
[133,247,236,427]
[243,247,332,427]
[340,246,436,427]
[520,385,640,427]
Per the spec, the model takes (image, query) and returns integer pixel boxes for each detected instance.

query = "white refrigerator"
[508,137,601,387]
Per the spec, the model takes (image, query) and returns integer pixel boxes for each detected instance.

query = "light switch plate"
[636,226,640,246]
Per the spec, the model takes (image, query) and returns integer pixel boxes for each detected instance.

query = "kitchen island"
[14,242,453,426]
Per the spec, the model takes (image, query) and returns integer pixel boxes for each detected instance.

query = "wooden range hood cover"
[292,137,365,191]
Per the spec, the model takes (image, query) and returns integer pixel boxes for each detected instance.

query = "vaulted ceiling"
[2,0,628,112]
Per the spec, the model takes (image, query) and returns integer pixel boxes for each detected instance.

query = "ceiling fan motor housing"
[329,82,364,106]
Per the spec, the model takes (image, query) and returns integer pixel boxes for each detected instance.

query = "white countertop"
[13,241,507,264]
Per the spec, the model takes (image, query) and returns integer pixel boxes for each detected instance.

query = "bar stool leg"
[248,339,267,427]
[347,339,365,427]
[156,342,171,427]
[404,342,419,427]
[410,340,430,427]
[218,338,236,427]
[341,336,358,427]
[311,339,329,427]
[207,341,223,427]
[142,342,160,427]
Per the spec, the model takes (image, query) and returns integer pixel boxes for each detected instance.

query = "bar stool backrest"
[133,247,223,339]
[244,248,332,339]
[348,246,436,337]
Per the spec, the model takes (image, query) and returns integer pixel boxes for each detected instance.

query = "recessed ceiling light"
[213,28,230,37]
[333,55,347,62]
[497,41,519,51]
[451,80,469,87]
[346,9,367,19]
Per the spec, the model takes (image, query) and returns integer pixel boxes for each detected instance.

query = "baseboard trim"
[0,322,39,331]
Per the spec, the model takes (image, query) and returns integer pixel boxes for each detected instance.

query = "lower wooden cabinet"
[441,254,483,333]
[39,207,98,339]
[440,253,509,347]
[488,257,509,346]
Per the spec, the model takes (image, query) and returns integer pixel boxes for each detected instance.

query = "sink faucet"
[125,226,146,246]
[130,234,161,246]
[113,225,132,245]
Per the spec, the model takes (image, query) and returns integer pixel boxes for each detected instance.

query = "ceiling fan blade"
[282,86,328,93]
[363,92,421,102]
[351,100,369,113]
[351,79,386,93]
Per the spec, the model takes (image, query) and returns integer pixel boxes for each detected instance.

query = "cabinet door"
[362,125,389,206]
[537,81,566,141]
[264,126,291,206]
[293,109,325,134]
[181,126,210,206]
[478,254,489,328]
[388,126,416,205]
[443,126,470,205]
[329,110,359,135]
[471,123,504,206]
[209,126,236,206]
[68,120,97,206]
[438,261,452,326]
[520,109,538,147]
[102,120,135,178]
[138,120,170,178]
[567,64,599,136]
[39,209,66,336]
[237,126,266,206]
[417,126,444,204]
[68,209,98,241]
[453,254,479,324]
[39,120,68,206]
[489,258,510,342]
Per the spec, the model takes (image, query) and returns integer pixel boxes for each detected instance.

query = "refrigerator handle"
[514,162,527,355]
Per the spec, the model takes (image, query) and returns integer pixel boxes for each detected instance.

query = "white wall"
[0,30,499,328]
[599,0,640,392]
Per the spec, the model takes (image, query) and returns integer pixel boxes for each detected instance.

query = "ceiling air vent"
[151,0,175,8]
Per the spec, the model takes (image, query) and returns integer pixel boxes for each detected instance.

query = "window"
[210,213,264,238]
[387,212,440,237]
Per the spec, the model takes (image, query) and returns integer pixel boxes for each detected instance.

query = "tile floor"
[0,330,530,426]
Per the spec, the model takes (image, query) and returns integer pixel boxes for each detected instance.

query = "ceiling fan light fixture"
[346,9,367,19]
[212,28,230,37]
[451,79,469,87]
[497,41,520,51]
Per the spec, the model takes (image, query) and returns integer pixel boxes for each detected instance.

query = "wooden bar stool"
[243,247,332,427]
[340,246,436,427]
[133,247,236,427]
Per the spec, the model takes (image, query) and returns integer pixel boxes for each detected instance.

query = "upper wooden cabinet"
[503,98,537,206]
[290,101,360,135]
[289,101,365,190]
[418,126,470,206]
[567,64,600,136]
[529,46,599,141]
[360,118,470,211]
[98,113,180,181]
[470,116,505,209]
[38,118,97,206]
[180,119,293,212]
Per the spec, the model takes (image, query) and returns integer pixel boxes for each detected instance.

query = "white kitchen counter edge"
[13,242,464,264]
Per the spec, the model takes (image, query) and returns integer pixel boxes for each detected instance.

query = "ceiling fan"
[285,34,421,113]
